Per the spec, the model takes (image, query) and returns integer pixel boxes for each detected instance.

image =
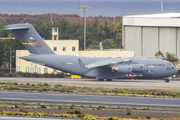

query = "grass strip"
[0,82,180,98]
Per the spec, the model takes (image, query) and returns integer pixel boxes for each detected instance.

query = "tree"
[0,41,5,66]
[103,39,119,49]
[155,51,164,58]
[115,23,122,48]
[155,51,179,67]
[163,52,180,67]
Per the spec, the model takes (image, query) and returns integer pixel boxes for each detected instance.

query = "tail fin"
[5,23,54,54]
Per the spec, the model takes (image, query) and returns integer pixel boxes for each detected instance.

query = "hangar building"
[122,13,180,59]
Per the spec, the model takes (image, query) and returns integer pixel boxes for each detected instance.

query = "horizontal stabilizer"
[5,26,30,30]
[31,61,46,66]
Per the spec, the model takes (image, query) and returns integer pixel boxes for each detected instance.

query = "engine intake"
[131,64,144,72]
[112,65,132,74]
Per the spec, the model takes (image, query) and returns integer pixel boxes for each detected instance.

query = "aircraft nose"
[173,66,178,74]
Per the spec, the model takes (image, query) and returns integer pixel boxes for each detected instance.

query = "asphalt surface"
[0,77,180,91]
[0,91,180,108]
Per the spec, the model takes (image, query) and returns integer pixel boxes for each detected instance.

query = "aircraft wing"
[85,59,130,68]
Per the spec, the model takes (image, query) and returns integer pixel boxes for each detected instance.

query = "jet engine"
[112,65,132,74]
[131,64,144,72]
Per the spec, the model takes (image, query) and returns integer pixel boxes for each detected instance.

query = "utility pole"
[161,1,163,13]
[10,48,12,73]
[78,5,91,50]
[51,13,52,23]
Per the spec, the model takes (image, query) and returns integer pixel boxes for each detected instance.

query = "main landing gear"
[98,79,112,81]
[165,79,169,83]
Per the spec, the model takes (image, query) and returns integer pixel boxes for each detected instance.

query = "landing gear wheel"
[165,79,169,83]
[107,79,112,81]
[98,79,104,81]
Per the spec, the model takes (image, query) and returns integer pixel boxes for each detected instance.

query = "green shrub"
[50,72,56,78]
[97,106,102,110]
[143,107,150,110]
[19,108,27,113]
[146,116,151,119]
[109,117,113,120]
[132,116,139,119]
[0,72,4,77]
[77,114,85,118]
[70,104,76,109]
[43,72,50,78]
[126,112,131,115]
[8,73,14,77]
[32,72,40,77]
[56,72,64,78]
[126,107,131,111]
[58,106,62,110]
[13,82,18,85]
[22,102,28,105]
[67,110,82,114]
[74,110,81,114]
[15,104,19,108]
[10,106,14,109]
[0,66,4,70]
[67,110,75,114]
[40,105,46,108]
[22,72,32,77]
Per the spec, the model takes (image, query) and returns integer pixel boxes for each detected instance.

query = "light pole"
[10,48,12,73]
[161,0,163,13]
[78,5,91,50]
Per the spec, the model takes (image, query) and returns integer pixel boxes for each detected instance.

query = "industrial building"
[122,13,180,59]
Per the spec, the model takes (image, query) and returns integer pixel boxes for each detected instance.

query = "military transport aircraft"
[5,23,178,82]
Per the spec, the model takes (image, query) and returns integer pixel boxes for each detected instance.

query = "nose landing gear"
[165,79,169,83]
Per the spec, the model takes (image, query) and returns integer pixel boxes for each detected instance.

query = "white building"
[122,13,180,59]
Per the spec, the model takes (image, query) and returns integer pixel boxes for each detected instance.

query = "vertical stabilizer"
[5,23,54,54]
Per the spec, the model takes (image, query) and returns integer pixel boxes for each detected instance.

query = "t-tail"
[5,23,54,54]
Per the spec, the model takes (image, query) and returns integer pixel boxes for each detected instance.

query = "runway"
[0,91,180,108]
[0,77,180,91]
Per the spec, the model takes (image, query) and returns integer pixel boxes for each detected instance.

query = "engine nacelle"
[131,64,144,72]
[112,65,132,74]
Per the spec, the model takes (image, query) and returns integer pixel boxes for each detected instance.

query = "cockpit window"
[172,67,174,69]
[167,63,172,66]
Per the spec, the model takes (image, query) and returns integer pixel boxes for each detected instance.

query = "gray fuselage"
[21,54,178,79]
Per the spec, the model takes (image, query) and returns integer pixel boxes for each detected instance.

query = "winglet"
[78,58,86,68]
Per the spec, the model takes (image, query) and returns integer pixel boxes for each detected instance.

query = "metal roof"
[123,13,180,18]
